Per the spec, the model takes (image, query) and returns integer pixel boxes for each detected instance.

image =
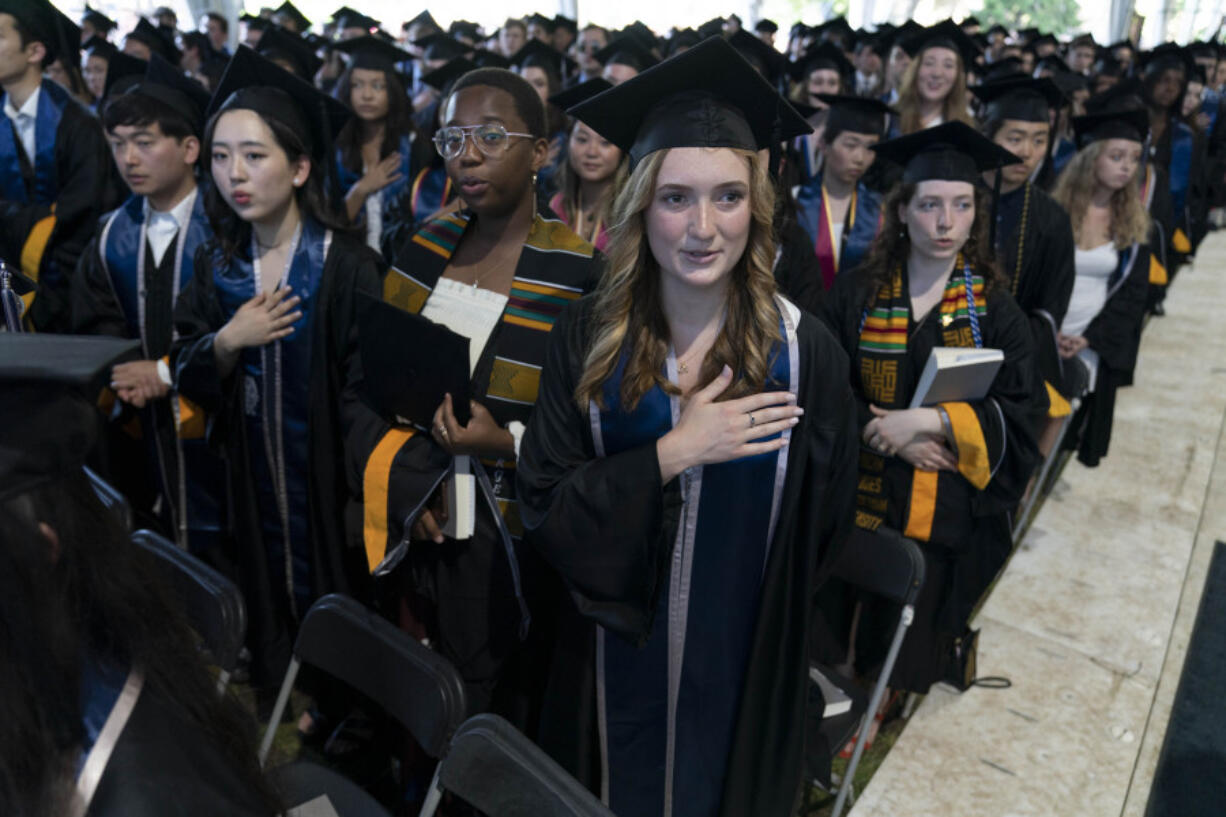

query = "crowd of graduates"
[1,2,1222,815]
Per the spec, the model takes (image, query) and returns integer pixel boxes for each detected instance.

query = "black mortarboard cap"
[510,39,570,77]
[1084,78,1145,114]
[871,120,1021,183]
[526,13,555,33]
[414,32,469,62]
[728,29,786,84]
[697,17,725,40]
[981,56,1025,83]
[51,7,81,63]
[755,19,778,34]
[127,17,181,64]
[469,48,510,69]
[1036,54,1072,74]
[1025,33,1059,53]
[256,26,323,79]
[421,56,475,91]
[548,77,611,110]
[1107,39,1135,54]
[82,34,117,59]
[129,53,211,133]
[1050,72,1089,97]
[812,17,854,48]
[1141,43,1194,76]
[971,76,1065,121]
[450,20,482,41]
[0,334,139,502]
[594,36,658,72]
[272,1,310,32]
[817,94,893,136]
[900,20,980,66]
[81,4,116,33]
[1073,108,1149,146]
[568,36,810,169]
[336,9,380,33]
[207,45,352,162]
[553,14,577,33]
[986,24,1009,38]
[333,34,410,72]
[103,51,147,99]
[791,40,853,83]
[403,10,440,31]
[0,0,71,62]
[961,16,981,27]
[240,12,270,32]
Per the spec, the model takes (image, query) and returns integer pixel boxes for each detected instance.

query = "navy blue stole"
[1169,121,1194,218]
[0,79,68,204]
[214,219,330,619]
[590,299,801,817]
[335,133,416,222]
[100,193,210,354]
[795,175,882,286]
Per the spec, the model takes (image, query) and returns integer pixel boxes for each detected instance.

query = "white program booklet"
[441,454,476,540]
[810,665,854,717]
[909,347,1005,408]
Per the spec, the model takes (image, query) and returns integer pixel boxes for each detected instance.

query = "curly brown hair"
[854,182,1006,295]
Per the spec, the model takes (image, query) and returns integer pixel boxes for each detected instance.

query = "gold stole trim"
[941,401,991,489]
[363,428,416,571]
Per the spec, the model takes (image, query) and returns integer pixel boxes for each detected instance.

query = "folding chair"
[418,713,616,817]
[258,594,468,817]
[131,529,246,693]
[809,526,925,817]
[86,465,132,532]
[1012,396,1082,542]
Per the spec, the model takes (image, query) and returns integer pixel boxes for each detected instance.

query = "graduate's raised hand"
[360,152,403,194]
[657,365,802,483]
[215,287,303,356]
[431,394,516,459]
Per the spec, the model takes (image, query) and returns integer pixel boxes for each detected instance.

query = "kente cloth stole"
[814,186,857,290]
[853,257,985,534]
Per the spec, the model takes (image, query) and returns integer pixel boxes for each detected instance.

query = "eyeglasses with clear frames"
[432,124,536,160]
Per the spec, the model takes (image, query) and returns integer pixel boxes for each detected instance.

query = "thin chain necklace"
[675,312,726,375]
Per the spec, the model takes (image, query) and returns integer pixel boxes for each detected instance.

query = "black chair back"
[86,466,132,532]
[437,714,617,817]
[295,594,468,758]
[830,526,925,606]
[131,529,246,675]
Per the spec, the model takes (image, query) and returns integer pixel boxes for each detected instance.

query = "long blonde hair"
[896,45,973,135]
[1050,140,1151,249]
[574,148,780,410]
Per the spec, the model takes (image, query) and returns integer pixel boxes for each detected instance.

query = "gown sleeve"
[939,290,1040,514]
[516,298,681,642]
[172,245,230,417]
[1084,244,1150,377]
[69,234,129,339]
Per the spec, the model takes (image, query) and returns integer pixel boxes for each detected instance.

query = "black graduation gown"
[772,215,824,316]
[0,79,123,332]
[995,183,1077,412]
[1067,243,1151,467]
[516,296,859,817]
[82,672,271,817]
[172,230,384,685]
[818,271,1040,692]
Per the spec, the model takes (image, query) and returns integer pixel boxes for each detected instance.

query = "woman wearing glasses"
[355,68,601,716]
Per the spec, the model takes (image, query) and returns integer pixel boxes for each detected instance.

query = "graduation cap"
[872,120,1021,184]
[812,17,854,48]
[335,9,380,34]
[981,57,1025,83]
[333,35,411,73]
[272,1,310,32]
[256,26,323,79]
[622,20,658,51]
[81,4,116,34]
[207,45,352,163]
[854,32,890,58]
[1084,78,1145,115]
[239,12,271,33]
[697,17,726,40]
[548,77,611,111]
[971,76,1065,122]
[1050,71,1089,98]
[594,37,658,72]
[816,94,893,137]
[1024,33,1059,54]
[422,57,476,92]
[960,16,981,28]
[125,53,212,133]
[899,20,981,66]
[51,7,81,63]
[1141,43,1195,77]
[0,0,71,63]
[450,20,482,42]
[791,40,853,83]
[403,10,440,32]
[755,19,779,34]
[414,32,469,63]
[469,48,510,70]
[986,24,1009,39]
[526,13,555,34]
[667,28,701,58]
[728,29,786,85]
[1106,39,1136,55]
[82,34,117,59]
[568,36,811,170]
[510,39,570,77]
[1072,108,1149,147]
[1018,27,1040,42]
[126,17,181,65]
[1036,54,1072,75]
[0,334,140,502]
[103,51,148,100]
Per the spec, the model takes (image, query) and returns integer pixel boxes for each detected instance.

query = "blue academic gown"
[794,172,882,288]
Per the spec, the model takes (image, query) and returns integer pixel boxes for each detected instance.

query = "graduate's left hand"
[863,405,943,455]
[432,394,515,459]
[1057,333,1088,359]
[112,361,169,408]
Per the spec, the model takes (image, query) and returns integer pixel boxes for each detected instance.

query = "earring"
[531,171,538,189]
[293,178,303,187]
